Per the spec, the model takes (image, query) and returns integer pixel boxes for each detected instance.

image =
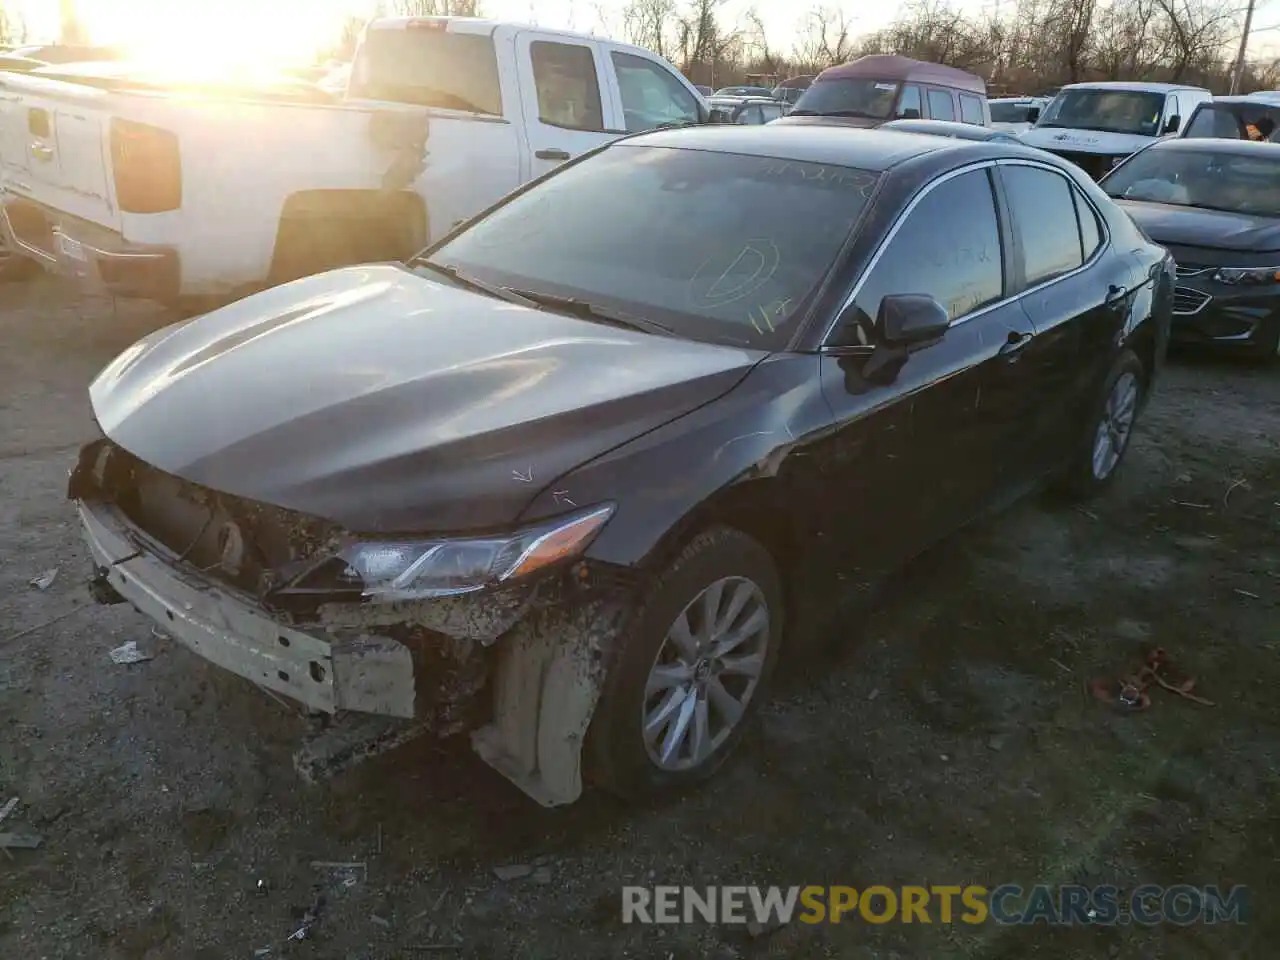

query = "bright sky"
[13,0,1280,68]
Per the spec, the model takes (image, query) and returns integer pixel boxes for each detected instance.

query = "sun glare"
[73,0,364,76]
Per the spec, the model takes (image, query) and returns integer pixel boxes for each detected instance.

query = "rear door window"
[927,88,956,121]
[611,51,700,132]
[1075,191,1103,260]
[959,93,985,125]
[530,41,604,131]
[1000,165,1084,286]
[349,27,502,115]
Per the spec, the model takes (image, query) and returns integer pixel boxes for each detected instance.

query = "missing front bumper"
[78,498,416,718]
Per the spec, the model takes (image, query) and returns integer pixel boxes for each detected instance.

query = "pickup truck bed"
[0,17,710,308]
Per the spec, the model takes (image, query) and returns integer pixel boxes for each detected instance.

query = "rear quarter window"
[349,28,502,115]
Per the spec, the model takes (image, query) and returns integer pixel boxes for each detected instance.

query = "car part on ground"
[70,125,1171,806]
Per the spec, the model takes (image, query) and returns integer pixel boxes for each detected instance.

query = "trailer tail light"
[109,119,181,214]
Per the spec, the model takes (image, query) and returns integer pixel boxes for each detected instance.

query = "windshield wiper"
[506,288,677,337]
[413,259,539,307]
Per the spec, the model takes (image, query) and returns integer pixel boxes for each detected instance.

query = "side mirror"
[899,107,921,120]
[878,294,951,345]
[1026,106,1041,124]
[1162,114,1180,134]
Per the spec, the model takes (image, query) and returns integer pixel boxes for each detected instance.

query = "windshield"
[990,102,1033,123]
[349,27,502,114]
[428,146,879,349]
[792,78,900,118]
[1037,89,1166,136]
[1183,103,1280,142]
[1103,147,1280,217]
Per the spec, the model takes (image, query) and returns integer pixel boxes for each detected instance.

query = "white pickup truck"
[0,17,710,309]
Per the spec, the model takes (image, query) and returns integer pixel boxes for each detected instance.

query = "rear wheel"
[1055,349,1145,500]
[586,527,783,800]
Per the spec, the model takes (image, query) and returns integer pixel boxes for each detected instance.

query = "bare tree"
[792,6,856,71]
[621,0,677,58]
[59,0,89,44]
[389,0,483,16]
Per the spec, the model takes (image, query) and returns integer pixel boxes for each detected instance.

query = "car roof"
[817,54,985,94]
[883,119,1008,139]
[710,96,778,105]
[1147,137,1280,158]
[1062,81,1207,93]
[623,123,1035,172]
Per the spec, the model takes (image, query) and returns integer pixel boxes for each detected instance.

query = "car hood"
[90,264,762,533]
[1116,200,1280,254]
[1019,127,1155,154]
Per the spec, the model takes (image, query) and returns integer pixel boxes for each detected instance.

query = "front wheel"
[1054,349,1145,500]
[586,527,783,800]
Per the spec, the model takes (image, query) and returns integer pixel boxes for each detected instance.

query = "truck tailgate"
[0,75,122,234]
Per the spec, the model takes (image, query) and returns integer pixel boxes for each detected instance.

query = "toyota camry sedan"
[1102,137,1280,359]
[69,126,1172,807]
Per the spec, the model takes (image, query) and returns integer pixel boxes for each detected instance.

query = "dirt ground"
[1,274,1277,960]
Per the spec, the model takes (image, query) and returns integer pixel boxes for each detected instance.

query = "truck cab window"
[611,51,700,133]
[530,41,604,132]
[897,84,921,119]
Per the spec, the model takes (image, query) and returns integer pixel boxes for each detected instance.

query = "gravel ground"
[1,274,1277,959]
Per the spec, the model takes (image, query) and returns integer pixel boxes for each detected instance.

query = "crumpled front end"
[69,437,635,805]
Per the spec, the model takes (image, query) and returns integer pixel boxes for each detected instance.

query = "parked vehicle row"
[0,26,1271,810]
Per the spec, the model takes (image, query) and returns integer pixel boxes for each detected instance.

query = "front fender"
[515,353,834,569]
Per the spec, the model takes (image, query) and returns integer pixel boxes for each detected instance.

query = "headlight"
[321,504,614,601]
[1211,266,1280,285]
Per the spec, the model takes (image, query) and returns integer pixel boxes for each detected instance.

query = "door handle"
[535,148,570,161]
[997,329,1033,360]
[1105,284,1128,312]
[29,142,53,161]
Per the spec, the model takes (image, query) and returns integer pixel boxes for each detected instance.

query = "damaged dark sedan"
[71,126,1173,807]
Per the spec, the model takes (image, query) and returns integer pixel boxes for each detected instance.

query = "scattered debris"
[288,893,327,942]
[0,797,17,825]
[311,860,367,888]
[493,863,533,881]
[0,833,43,849]
[532,866,553,885]
[1175,472,1192,483]
[1077,508,1099,521]
[255,878,269,896]
[253,949,272,958]
[28,568,58,590]
[987,734,1007,752]
[939,754,950,762]
[866,687,879,701]
[371,913,392,929]
[1049,657,1073,675]
[1091,646,1215,712]
[1223,478,1249,507]
[108,640,153,665]
[1171,499,1212,510]
[1234,589,1261,600]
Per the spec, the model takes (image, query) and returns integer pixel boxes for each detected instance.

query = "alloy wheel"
[641,576,770,772]
[1091,371,1139,480]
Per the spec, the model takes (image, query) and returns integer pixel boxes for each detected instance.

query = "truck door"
[513,31,614,180]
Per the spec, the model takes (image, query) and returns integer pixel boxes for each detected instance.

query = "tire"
[586,526,784,800]
[1054,349,1145,500]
